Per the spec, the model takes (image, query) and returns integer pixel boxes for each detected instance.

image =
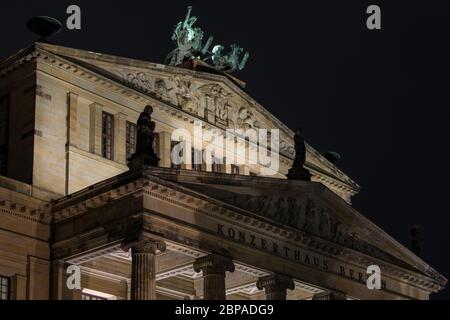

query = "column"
[256,274,295,300]
[122,235,166,300]
[193,254,235,300]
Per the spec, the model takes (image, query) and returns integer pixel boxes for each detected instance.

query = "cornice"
[0,46,39,77]
[0,199,51,224]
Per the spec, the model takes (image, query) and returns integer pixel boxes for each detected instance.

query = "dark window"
[0,275,10,300]
[126,121,136,159]
[231,165,240,175]
[249,171,258,177]
[153,132,160,159]
[171,141,182,169]
[102,112,114,160]
[0,95,9,176]
[192,149,202,171]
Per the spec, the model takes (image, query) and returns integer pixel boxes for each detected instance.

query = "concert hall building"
[0,41,446,300]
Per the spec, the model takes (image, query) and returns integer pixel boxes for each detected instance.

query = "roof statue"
[128,105,160,169]
[166,6,250,73]
[287,128,312,181]
[165,6,214,66]
[211,44,250,73]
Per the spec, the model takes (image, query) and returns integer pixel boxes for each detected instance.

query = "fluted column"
[122,235,166,300]
[193,254,235,300]
[256,274,295,300]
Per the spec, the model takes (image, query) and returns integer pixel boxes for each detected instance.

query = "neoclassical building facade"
[0,42,446,300]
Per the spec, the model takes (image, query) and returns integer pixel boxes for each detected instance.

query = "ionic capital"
[122,234,166,255]
[256,274,295,293]
[193,254,235,275]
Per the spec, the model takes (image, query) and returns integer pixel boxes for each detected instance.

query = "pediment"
[164,175,444,284]
[34,43,359,191]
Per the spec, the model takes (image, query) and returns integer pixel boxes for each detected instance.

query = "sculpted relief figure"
[170,76,199,114]
[224,194,350,244]
[118,71,153,93]
[237,107,254,130]
[220,193,394,262]
[154,78,173,101]
[279,140,290,153]
[198,84,233,122]
[215,87,232,121]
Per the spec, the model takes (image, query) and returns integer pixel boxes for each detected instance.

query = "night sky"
[1,0,449,299]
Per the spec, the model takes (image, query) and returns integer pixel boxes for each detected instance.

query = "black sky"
[1,0,449,299]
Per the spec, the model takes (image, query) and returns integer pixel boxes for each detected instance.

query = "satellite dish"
[26,16,62,39]
[322,151,341,163]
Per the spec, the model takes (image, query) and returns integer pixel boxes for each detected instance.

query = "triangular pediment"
[46,165,447,292]
[32,42,359,192]
[147,170,445,286]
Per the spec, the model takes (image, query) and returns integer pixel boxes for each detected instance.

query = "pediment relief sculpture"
[198,83,233,123]
[38,43,355,186]
[236,107,255,130]
[117,71,153,93]
[170,76,200,114]
[110,69,293,139]
[220,193,396,264]
[110,69,341,174]
[154,78,173,102]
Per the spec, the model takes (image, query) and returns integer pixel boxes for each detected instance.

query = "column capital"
[312,289,346,300]
[121,234,166,255]
[193,253,235,275]
[257,274,295,300]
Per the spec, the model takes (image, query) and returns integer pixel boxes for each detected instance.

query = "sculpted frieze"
[220,193,396,264]
[117,71,153,93]
[236,107,255,130]
[112,70,292,135]
[170,76,200,114]
[198,83,233,124]
[154,78,173,102]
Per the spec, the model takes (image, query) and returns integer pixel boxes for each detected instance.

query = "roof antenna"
[410,224,421,257]
[26,16,62,42]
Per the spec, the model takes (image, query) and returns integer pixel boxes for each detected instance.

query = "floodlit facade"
[0,42,446,300]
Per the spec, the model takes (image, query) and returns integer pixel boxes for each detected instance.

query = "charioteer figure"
[287,127,312,181]
[128,105,160,170]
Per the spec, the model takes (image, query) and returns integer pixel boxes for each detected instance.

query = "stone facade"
[0,42,446,300]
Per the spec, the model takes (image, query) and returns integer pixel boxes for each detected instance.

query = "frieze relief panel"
[218,192,398,265]
[112,68,294,152]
